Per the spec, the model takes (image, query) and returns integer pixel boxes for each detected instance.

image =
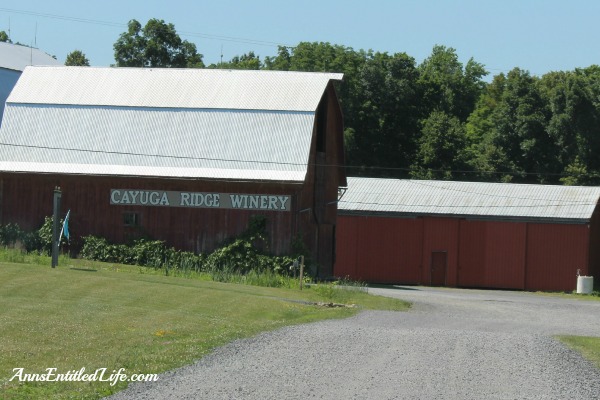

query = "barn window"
[123,212,140,227]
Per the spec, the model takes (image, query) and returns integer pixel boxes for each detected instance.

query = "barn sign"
[110,189,291,211]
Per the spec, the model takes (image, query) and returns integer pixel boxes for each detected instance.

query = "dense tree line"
[64,20,600,185]
[259,43,600,185]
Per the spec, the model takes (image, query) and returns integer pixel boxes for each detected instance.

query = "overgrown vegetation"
[312,277,369,304]
[80,235,205,271]
[79,216,299,283]
[1,216,311,290]
[0,217,65,254]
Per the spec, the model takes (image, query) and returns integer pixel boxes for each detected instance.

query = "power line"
[1,141,598,182]
[0,142,307,167]
[0,7,289,49]
[0,7,124,28]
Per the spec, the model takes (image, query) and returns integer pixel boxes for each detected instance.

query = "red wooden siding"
[334,216,422,283]
[525,223,589,291]
[335,214,596,292]
[483,222,527,289]
[457,220,486,287]
[334,216,359,278]
[457,221,526,289]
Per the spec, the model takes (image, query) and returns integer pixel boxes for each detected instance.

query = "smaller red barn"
[335,177,600,292]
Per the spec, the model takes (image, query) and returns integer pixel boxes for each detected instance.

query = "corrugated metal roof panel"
[0,104,314,182]
[0,42,61,72]
[0,161,304,181]
[8,66,343,112]
[339,177,600,222]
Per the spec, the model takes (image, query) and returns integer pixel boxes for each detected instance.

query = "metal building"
[0,66,346,276]
[335,177,600,291]
[0,42,60,125]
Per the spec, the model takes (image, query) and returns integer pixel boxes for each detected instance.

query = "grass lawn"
[0,258,409,399]
[557,336,600,369]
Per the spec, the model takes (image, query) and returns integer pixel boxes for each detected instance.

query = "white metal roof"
[0,42,61,72]
[9,66,343,112]
[339,177,600,223]
[0,105,313,181]
[0,67,342,182]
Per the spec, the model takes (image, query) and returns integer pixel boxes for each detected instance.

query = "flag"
[59,210,70,243]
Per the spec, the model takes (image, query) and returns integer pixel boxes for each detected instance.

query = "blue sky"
[2,1,600,79]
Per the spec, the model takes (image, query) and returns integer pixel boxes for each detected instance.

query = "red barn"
[335,177,600,291]
[0,66,346,276]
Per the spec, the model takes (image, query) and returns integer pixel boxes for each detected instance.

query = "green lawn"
[0,259,409,399]
[557,336,600,369]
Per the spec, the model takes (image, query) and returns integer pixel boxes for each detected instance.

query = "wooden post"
[0,178,3,225]
[51,187,61,268]
[299,255,304,290]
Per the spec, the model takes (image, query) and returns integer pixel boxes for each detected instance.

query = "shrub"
[0,223,22,246]
[0,219,66,254]
[25,216,68,255]
[80,215,300,285]
[21,231,43,253]
[80,236,204,272]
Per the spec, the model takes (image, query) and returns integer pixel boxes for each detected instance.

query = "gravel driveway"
[107,287,600,399]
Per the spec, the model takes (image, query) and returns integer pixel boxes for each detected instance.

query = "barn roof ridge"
[8,66,343,112]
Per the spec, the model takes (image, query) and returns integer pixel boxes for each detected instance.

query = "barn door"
[431,251,447,286]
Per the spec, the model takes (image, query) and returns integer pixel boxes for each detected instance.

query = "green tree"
[465,74,510,181]
[65,50,90,66]
[475,68,556,183]
[418,45,487,121]
[351,51,422,176]
[539,67,600,184]
[0,30,11,43]
[410,110,470,180]
[113,19,204,68]
[263,46,292,71]
[213,51,261,69]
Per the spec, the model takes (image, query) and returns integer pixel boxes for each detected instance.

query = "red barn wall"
[334,215,422,283]
[458,221,527,289]
[334,214,595,292]
[0,174,301,256]
[334,216,359,278]
[525,223,589,291]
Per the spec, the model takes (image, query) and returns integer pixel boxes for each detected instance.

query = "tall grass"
[206,264,302,289]
[0,247,69,266]
[313,277,369,303]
